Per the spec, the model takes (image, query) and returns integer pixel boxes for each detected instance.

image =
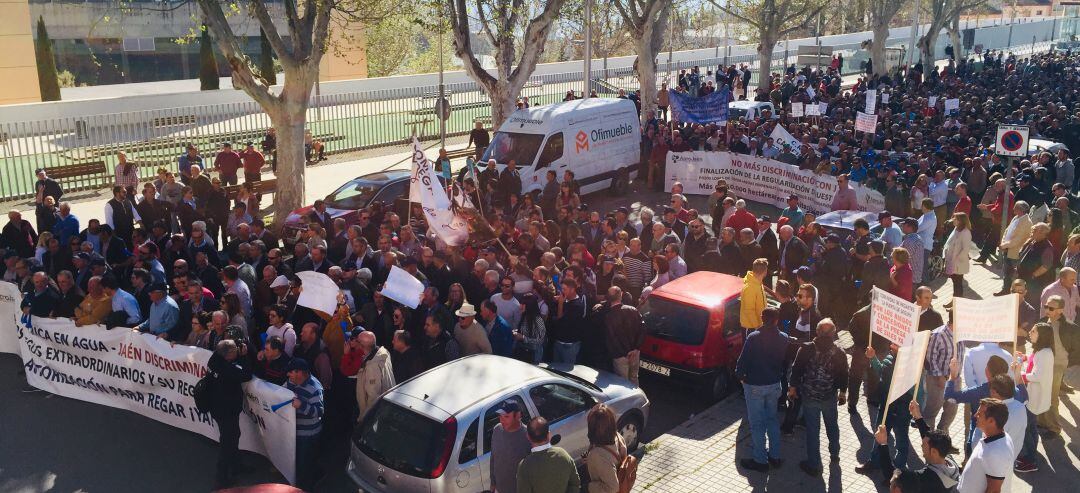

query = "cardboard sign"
[791,102,805,118]
[856,112,878,133]
[870,287,919,346]
[953,294,1020,343]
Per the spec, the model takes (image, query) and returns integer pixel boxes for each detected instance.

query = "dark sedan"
[281,169,411,245]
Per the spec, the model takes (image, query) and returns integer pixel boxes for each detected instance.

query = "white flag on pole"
[953,294,1020,343]
[411,138,469,246]
[381,265,425,309]
[769,123,804,155]
[886,330,932,405]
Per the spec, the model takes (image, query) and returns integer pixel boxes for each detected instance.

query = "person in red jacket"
[214,142,243,186]
[725,199,759,234]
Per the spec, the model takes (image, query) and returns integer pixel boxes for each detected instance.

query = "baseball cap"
[149,283,169,293]
[878,211,892,221]
[286,358,310,373]
[74,252,91,261]
[825,233,842,243]
[793,265,814,280]
[269,275,290,288]
[495,399,521,415]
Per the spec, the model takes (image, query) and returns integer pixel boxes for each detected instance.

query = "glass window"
[482,395,532,454]
[528,384,595,424]
[353,400,452,478]
[722,299,741,338]
[537,133,564,169]
[482,132,544,167]
[324,180,381,209]
[641,297,711,345]
[459,418,480,464]
[373,179,409,205]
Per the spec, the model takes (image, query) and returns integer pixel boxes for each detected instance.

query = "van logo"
[575,130,589,153]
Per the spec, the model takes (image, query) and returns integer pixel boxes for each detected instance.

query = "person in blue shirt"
[135,283,180,339]
[52,203,80,246]
[178,144,203,185]
[780,195,806,230]
[102,276,141,328]
[873,212,904,254]
[480,300,514,357]
[735,308,791,472]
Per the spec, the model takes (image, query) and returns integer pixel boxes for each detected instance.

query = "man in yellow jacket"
[740,258,769,331]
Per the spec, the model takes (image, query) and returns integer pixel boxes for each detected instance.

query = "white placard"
[953,294,1020,343]
[870,287,919,346]
[807,87,816,99]
[865,89,877,115]
[819,102,828,115]
[769,124,804,155]
[886,330,932,405]
[928,96,938,108]
[380,265,425,309]
[2,313,297,483]
[856,112,878,133]
[0,281,21,355]
[791,102,805,118]
[881,92,890,104]
[944,98,960,115]
[665,151,885,215]
[805,103,821,116]
[296,270,341,315]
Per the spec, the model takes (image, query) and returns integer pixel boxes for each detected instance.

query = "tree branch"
[196,0,278,109]
[249,0,297,67]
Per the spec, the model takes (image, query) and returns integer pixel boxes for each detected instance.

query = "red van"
[638,272,756,402]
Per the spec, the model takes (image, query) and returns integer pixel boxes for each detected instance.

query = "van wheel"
[610,168,629,196]
[617,413,643,452]
[708,371,733,403]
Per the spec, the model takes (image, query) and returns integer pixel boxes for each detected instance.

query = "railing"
[0,18,1070,201]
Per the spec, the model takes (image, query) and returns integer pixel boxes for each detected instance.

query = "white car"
[728,100,777,120]
[347,354,650,493]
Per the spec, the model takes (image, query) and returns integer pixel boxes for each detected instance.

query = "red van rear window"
[641,297,710,345]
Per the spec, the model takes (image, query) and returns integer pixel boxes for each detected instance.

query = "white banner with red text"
[0,297,297,484]
[665,151,886,215]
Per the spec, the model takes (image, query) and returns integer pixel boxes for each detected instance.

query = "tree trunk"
[269,82,310,232]
[918,28,939,70]
[871,21,889,76]
[485,81,520,130]
[948,15,964,61]
[635,36,658,120]
[757,32,777,96]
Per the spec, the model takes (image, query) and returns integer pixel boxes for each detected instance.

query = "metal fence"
[0,21,1068,201]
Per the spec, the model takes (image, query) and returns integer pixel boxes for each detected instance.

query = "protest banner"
[805,103,821,116]
[881,92,890,104]
[0,307,296,483]
[885,330,932,406]
[953,294,1019,343]
[0,281,21,355]
[296,270,341,315]
[870,287,919,347]
[790,102,804,118]
[865,89,877,115]
[769,124,804,155]
[665,151,885,215]
[944,98,960,115]
[381,265,424,309]
[855,112,878,133]
[668,87,731,124]
[411,138,469,246]
[928,95,938,108]
[818,102,828,115]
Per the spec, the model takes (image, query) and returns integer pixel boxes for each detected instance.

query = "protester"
[788,318,848,477]
[584,403,630,493]
[286,358,324,491]
[206,339,253,488]
[874,400,961,492]
[516,416,581,493]
[490,399,531,493]
[956,398,1014,493]
[736,308,789,472]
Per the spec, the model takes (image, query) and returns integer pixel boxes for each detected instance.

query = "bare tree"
[867,0,907,76]
[195,0,391,230]
[447,0,568,127]
[708,0,827,91]
[613,0,672,121]
[917,0,985,69]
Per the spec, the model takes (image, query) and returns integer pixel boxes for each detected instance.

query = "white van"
[481,98,641,196]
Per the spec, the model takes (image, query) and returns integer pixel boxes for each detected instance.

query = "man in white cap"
[454,303,492,356]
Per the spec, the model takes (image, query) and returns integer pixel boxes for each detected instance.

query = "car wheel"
[709,370,733,403]
[610,168,629,196]
[617,413,643,452]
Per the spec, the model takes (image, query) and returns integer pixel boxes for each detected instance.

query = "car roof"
[388,355,555,417]
[351,169,411,183]
[650,271,743,309]
[729,100,770,109]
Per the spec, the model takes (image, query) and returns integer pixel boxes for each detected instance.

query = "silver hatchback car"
[346,354,650,493]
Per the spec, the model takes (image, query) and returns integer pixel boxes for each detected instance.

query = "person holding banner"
[874,400,961,492]
[206,339,254,488]
[857,344,914,473]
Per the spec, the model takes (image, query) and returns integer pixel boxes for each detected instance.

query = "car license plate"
[641,361,671,377]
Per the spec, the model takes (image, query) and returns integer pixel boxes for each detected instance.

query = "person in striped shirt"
[287,358,325,490]
[922,320,957,431]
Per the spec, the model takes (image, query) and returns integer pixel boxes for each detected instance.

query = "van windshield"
[641,297,710,346]
[483,131,544,166]
[354,400,451,478]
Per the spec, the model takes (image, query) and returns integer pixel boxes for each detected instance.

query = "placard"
[886,330,932,405]
[791,102,804,118]
[856,112,878,133]
[953,294,1020,343]
[928,96,938,108]
[865,89,877,115]
[870,287,919,346]
[944,98,960,115]
[805,103,821,116]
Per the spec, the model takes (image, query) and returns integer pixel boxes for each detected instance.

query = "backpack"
[801,343,838,402]
[581,445,638,493]
[192,373,216,414]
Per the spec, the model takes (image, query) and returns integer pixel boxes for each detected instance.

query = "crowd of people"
[6,47,1080,492]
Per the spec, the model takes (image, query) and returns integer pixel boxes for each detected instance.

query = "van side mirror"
[551,434,562,445]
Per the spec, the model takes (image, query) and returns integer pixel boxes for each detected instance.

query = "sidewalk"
[634,260,1080,492]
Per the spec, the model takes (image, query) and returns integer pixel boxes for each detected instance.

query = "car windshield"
[354,400,451,478]
[324,180,381,209]
[641,296,710,346]
[728,107,747,119]
[482,131,544,166]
